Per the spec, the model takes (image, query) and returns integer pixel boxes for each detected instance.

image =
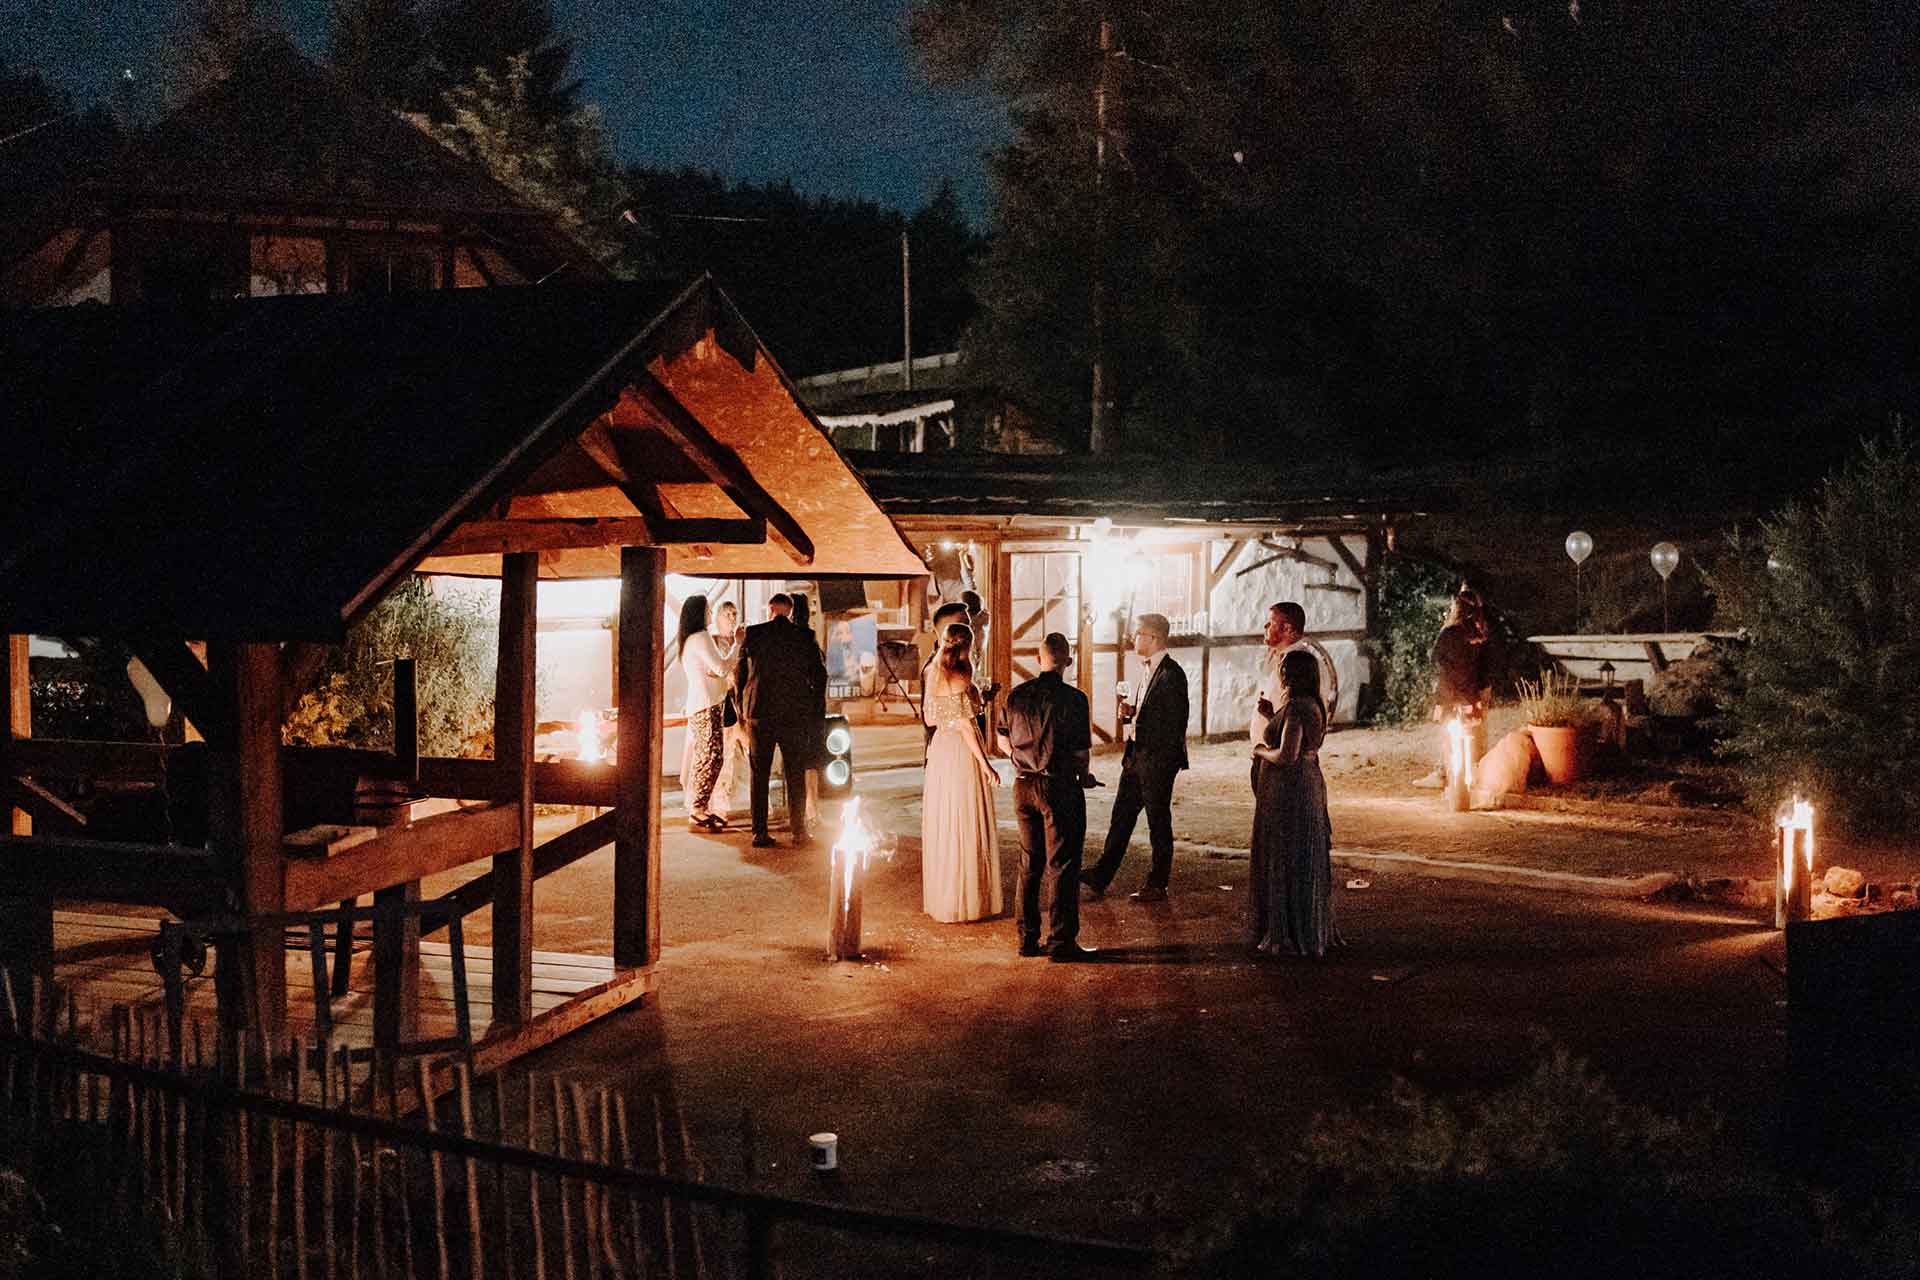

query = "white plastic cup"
[808,1132,839,1172]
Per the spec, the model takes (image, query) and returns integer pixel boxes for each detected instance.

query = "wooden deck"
[51,909,633,1053]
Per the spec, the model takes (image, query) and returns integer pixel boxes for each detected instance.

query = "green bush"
[284,577,495,758]
[1170,1048,1899,1280]
[1374,556,1459,725]
[1710,431,1920,833]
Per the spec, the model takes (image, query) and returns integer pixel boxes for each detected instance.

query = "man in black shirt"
[998,631,1099,961]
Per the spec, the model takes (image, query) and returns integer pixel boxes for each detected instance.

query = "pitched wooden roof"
[0,279,924,641]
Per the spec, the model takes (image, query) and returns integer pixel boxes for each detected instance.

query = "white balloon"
[1650,541,1680,581]
[1565,530,1593,565]
[125,657,172,729]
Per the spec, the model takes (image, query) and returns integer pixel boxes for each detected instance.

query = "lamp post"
[1565,531,1593,631]
[1650,541,1679,630]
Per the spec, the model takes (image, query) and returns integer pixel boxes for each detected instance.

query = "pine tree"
[328,0,433,111]
[1715,431,1920,834]
[426,0,578,120]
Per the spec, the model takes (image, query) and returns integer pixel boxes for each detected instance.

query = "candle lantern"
[1774,794,1815,929]
[829,798,889,960]
[1444,713,1474,812]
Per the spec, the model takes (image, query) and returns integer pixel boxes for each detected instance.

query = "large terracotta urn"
[1528,724,1586,784]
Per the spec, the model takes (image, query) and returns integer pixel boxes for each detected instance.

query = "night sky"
[4,0,1006,219]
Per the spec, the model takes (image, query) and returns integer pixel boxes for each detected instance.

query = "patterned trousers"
[684,705,726,816]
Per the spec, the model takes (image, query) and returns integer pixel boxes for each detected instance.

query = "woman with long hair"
[1415,587,1491,789]
[1249,648,1341,956]
[677,594,736,831]
[920,622,1003,922]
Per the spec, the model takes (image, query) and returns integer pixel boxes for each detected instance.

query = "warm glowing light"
[825,725,853,756]
[1778,794,1815,894]
[577,709,604,764]
[1446,715,1475,790]
[832,797,882,911]
[1775,793,1816,928]
[825,759,851,787]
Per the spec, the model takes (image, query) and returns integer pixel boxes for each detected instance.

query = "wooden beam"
[280,642,334,723]
[0,633,50,1031]
[1208,539,1250,595]
[652,517,767,545]
[7,738,169,782]
[1326,533,1369,588]
[614,545,664,969]
[6,776,84,832]
[632,375,815,566]
[0,835,225,911]
[373,880,421,1053]
[492,552,539,1027]
[437,811,616,924]
[433,517,656,558]
[132,641,231,747]
[466,964,654,1079]
[418,756,618,808]
[205,642,285,1034]
[989,540,1012,704]
[282,802,522,913]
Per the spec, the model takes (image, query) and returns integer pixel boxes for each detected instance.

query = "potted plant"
[1516,670,1603,783]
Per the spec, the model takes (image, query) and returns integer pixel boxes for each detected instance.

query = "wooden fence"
[0,976,1153,1280]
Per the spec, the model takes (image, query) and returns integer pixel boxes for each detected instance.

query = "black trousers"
[1088,748,1179,891]
[745,721,809,837]
[1013,774,1086,949]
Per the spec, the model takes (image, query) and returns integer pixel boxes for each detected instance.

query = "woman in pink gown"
[921,623,1003,922]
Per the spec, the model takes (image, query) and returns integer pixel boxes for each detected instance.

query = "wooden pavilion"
[0,277,923,1071]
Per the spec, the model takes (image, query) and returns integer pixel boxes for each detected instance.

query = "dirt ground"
[404,716,1884,1266]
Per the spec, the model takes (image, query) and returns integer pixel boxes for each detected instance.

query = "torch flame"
[831,797,895,912]
[1777,794,1815,894]
[577,709,604,764]
[1446,713,1474,790]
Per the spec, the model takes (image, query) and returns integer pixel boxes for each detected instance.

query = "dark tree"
[328,0,434,111]
[426,0,580,120]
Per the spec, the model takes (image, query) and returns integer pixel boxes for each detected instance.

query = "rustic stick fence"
[0,975,1152,1279]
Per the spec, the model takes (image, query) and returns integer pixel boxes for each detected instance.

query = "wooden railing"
[0,986,1154,1280]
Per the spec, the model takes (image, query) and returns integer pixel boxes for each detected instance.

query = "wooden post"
[0,634,51,1031]
[493,552,539,1026]
[988,541,1012,710]
[372,881,420,1054]
[207,642,286,1036]
[614,545,664,969]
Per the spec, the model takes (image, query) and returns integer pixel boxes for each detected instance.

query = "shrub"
[1170,1048,1891,1280]
[284,577,495,758]
[1712,431,1920,834]
[1374,555,1459,725]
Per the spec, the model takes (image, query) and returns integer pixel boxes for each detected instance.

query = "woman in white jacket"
[677,596,737,830]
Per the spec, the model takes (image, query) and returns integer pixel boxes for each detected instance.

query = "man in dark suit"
[732,593,827,848]
[1084,613,1189,902]
[998,632,1099,961]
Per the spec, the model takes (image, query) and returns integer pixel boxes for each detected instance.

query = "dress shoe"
[1129,886,1168,903]
[750,833,776,848]
[1018,941,1046,958]
[1079,882,1107,902]
[1049,942,1099,963]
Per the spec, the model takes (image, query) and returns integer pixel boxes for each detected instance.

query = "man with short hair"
[999,633,1098,961]
[1252,601,1339,744]
[1085,613,1189,903]
[732,593,827,848]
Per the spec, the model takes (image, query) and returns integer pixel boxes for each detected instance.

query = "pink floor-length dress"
[921,688,1003,922]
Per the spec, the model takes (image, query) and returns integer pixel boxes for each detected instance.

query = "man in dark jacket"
[732,593,827,847]
[999,632,1099,961]
[1085,613,1189,902]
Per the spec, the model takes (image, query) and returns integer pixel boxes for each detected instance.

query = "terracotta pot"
[1527,724,1586,784]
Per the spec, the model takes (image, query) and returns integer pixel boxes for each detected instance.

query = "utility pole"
[1088,15,1114,453]
[901,229,913,391]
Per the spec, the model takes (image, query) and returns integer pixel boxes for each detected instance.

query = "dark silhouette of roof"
[846,451,1446,528]
[0,279,921,641]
